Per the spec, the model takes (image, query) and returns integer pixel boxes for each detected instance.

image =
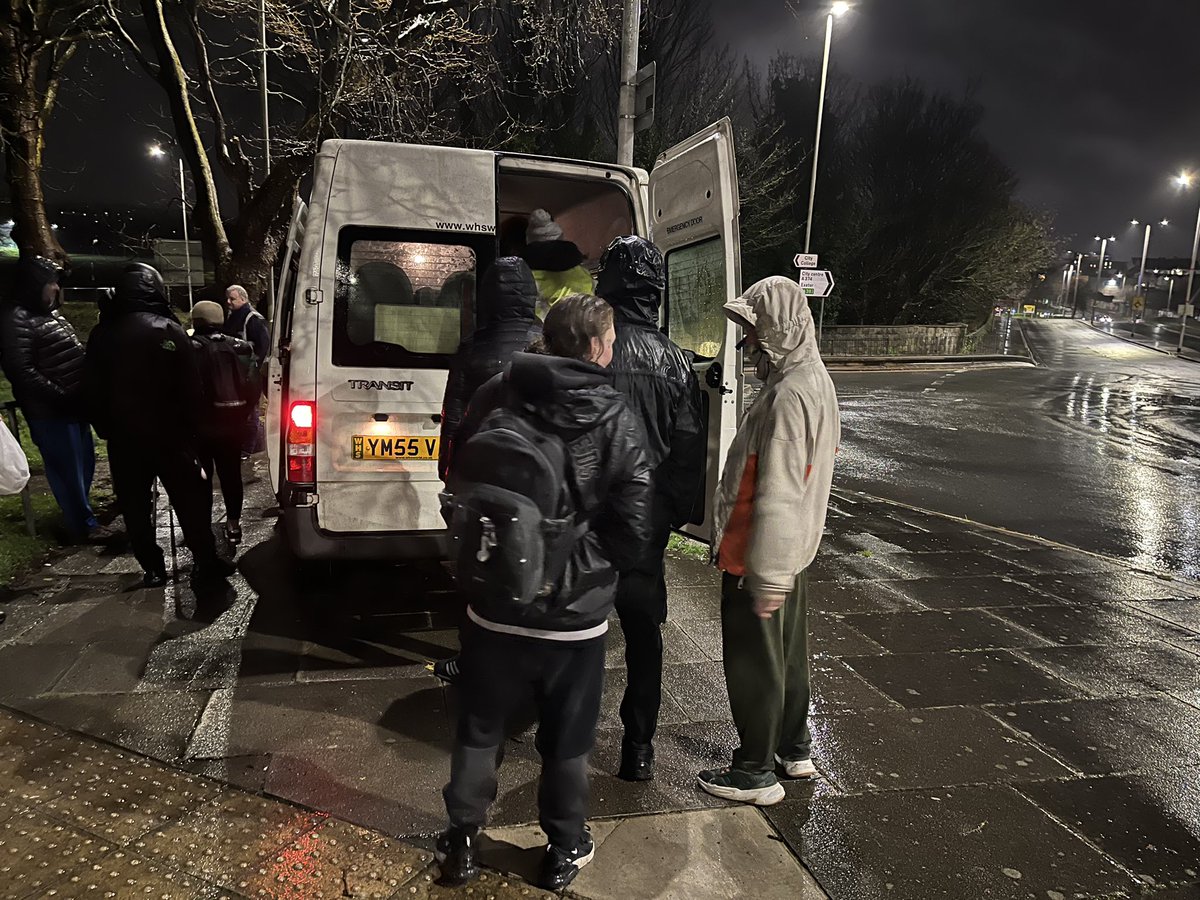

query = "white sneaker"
[775,755,818,778]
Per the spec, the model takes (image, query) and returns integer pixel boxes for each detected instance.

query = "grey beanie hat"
[526,208,563,244]
[190,300,225,328]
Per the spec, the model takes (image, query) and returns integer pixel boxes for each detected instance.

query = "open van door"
[266,195,307,500]
[649,117,742,542]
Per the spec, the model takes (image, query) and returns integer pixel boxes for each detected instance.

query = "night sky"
[13,1,1200,261]
[717,0,1200,260]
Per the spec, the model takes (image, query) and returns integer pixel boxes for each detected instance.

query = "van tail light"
[286,400,316,485]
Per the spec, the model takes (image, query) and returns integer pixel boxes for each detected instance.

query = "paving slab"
[810,658,903,712]
[994,603,1200,647]
[810,706,1073,792]
[874,575,1067,610]
[1018,768,1200,889]
[0,810,116,900]
[843,608,1051,652]
[810,580,922,614]
[765,783,1143,900]
[1134,598,1200,632]
[989,696,1200,775]
[1018,642,1200,704]
[1018,571,1200,604]
[843,649,1084,708]
[38,847,245,899]
[487,807,829,900]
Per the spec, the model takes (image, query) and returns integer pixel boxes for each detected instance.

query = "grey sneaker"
[697,766,786,806]
[775,754,817,778]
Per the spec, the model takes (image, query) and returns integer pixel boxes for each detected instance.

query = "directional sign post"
[798,269,835,298]
[793,253,819,269]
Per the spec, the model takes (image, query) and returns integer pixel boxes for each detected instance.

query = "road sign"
[1132,295,1146,313]
[793,253,819,268]
[1022,304,1036,316]
[634,62,656,134]
[798,269,834,298]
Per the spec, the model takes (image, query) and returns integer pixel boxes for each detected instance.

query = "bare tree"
[0,2,107,262]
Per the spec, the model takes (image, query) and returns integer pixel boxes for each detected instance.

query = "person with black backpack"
[190,301,260,545]
[436,293,652,893]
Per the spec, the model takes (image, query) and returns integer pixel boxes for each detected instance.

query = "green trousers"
[720,571,811,775]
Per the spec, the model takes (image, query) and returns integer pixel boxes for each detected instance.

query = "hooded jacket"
[713,276,840,595]
[522,239,594,319]
[85,263,203,444]
[451,351,652,637]
[439,258,543,480]
[596,236,705,527]
[0,256,87,419]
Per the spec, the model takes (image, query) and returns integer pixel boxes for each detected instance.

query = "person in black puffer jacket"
[437,294,651,893]
[85,263,234,588]
[0,255,99,541]
[595,235,706,782]
[438,257,542,481]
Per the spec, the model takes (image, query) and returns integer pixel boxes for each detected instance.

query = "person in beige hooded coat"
[697,276,840,806]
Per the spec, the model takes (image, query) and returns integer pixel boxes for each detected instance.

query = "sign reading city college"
[798,269,835,297]
[793,253,819,268]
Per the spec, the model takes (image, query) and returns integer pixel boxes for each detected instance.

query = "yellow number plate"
[352,435,440,461]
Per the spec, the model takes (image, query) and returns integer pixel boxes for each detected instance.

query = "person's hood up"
[595,235,664,327]
[111,263,176,319]
[478,257,539,326]
[9,255,62,311]
[724,276,821,372]
[505,351,621,432]
[521,239,585,273]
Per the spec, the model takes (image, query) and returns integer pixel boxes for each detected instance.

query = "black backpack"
[442,405,588,612]
[193,334,258,418]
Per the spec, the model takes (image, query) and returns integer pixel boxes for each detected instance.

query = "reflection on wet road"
[834,319,1200,578]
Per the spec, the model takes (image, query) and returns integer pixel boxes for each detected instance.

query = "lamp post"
[1129,218,1168,323]
[805,0,850,344]
[1090,235,1114,324]
[1071,251,1083,317]
[148,144,193,306]
[1177,172,1200,356]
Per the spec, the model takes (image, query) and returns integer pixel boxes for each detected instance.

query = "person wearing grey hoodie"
[696,276,840,806]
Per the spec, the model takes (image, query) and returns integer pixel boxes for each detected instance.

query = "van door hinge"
[304,288,323,306]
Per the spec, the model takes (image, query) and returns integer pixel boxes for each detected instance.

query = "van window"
[333,227,489,368]
[666,237,726,359]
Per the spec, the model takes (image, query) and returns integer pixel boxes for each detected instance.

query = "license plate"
[351,435,440,461]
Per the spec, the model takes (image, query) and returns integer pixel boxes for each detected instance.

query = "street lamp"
[1129,217,1168,322]
[1090,235,1115,325]
[1176,170,1200,356]
[804,1,850,343]
[148,143,193,306]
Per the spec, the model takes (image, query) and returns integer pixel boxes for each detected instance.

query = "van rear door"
[313,142,496,537]
[266,195,307,499]
[648,118,742,542]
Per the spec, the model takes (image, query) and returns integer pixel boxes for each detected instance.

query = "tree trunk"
[0,32,66,263]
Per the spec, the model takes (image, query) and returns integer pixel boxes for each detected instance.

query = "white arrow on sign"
[798,269,835,298]
[793,252,819,268]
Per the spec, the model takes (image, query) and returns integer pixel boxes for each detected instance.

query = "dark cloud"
[717,0,1200,258]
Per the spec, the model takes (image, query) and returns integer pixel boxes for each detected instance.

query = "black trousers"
[614,510,672,748]
[198,435,245,522]
[443,622,605,851]
[108,437,218,575]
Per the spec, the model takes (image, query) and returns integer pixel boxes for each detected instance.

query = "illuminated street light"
[805,1,852,344]
[1176,172,1192,188]
[148,141,193,305]
[1176,173,1200,354]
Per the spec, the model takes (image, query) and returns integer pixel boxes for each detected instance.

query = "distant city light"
[148,144,166,158]
[1131,219,1139,226]
[1177,172,1193,188]
[832,1,851,15]
[1160,219,1170,226]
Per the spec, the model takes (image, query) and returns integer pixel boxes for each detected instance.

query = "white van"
[267,119,744,560]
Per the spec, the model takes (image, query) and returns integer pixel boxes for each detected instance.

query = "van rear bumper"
[282,506,449,561]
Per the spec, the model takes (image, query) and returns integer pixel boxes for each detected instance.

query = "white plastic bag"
[0,417,31,496]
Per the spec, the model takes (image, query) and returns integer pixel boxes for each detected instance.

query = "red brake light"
[287,401,316,485]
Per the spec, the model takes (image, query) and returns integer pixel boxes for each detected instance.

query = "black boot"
[143,567,168,588]
[618,741,655,782]
[435,824,481,887]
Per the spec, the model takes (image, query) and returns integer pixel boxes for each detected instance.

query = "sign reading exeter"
[798,269,835,298]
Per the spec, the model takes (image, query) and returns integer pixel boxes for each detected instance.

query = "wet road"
[833,319,1200,579]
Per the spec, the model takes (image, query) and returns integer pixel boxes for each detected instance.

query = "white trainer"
[775,755,818,778]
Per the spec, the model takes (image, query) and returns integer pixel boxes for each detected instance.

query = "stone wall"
[819,324,968,357]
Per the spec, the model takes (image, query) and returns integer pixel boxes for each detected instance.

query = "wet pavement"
[834,318,1200,579]
[1,459,1199,897]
